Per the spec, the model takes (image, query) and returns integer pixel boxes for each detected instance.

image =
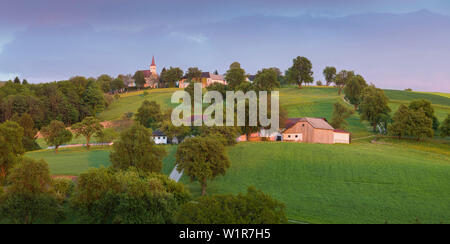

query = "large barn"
[282,117,350,144]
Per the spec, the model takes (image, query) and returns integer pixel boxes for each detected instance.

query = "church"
[129,56,159,88]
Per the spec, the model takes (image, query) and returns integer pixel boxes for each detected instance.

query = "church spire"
[151,56,156,67]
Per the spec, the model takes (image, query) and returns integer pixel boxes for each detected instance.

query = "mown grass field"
[27,139,450,224]
[98,88,180,121]
[26,145,177,176]
[178,141,450,224]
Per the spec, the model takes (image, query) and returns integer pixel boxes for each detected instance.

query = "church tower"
[150,56,157,75]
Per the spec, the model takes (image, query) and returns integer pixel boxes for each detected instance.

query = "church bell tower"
[150,56,157,75]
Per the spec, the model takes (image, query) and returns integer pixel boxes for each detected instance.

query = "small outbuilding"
[152,129,168,145]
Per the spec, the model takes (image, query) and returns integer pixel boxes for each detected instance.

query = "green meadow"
[26,145,177,176]
[96,86,450,137]
[27,140,450,224]
[178,141,450,224]
[24,86,450,223]
[97,88,180,121]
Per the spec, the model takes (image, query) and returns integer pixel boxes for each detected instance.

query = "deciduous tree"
[323,66,337,86]
[40,120,73,153]
[135,100,163,129]
[225,62,246,89]
[330,102,354,130]
[133,71,146,89]
[175,186,287,224]
[409,108,433,141]
[344,75,368,110]
[110,123,166,173]
[440,114,450,137]
[176,137,231,196]
[111,78,125,93]
[199,126,240,146]
[70,167,190,224]
[0,121,24,184]
[13,113,40,151]
[408,99,439,131]
[0,157,64,224]
[94,128,119,144]
[287,56,313,88]
[82,81,106,116]
[165,67,184,88]
[71,117,104,149]
[186,67,202,83]
[359,85,391,132]
[253,68,280,91]
[335,70,354,95]
[97,74,113,93]
[388,104,411,139]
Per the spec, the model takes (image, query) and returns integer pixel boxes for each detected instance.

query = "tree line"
[0,116,287,223]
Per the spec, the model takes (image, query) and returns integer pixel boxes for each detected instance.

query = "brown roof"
[138,70,152,77]
[201,72,224,80]
[285,117,334,130]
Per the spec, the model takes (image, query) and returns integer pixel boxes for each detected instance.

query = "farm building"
[237,117,350,144]
[152,129,167,144]
[283,118,350,144]
[178,72,226,88]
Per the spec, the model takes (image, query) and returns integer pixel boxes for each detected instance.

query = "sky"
[0,0,449,92]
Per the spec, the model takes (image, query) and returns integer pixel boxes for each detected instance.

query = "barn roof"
[285,117,334,130]
[152,129,166,136]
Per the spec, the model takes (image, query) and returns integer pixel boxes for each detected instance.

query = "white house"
[152,129,168,145]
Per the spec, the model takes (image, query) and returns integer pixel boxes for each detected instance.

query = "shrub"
[52,178,75,203]
[95,128,119,144]
[122,112,134,120]
[0,193,64,224]
[104,94,115,108]
[143,91,149,96]
[0,157,65,224]
[316,81,323,86]
[199,126,240,146]
[71,167,191,224]
[175,186,287,224]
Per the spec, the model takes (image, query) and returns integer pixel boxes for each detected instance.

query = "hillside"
[25,86,450,224]
[97,86,450,137]
[27,139,450,224]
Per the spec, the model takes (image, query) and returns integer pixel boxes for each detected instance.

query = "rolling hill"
[26,86,450,223]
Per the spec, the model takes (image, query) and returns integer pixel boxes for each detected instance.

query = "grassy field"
[27,136,450,224]
[174,141,450,224]
[97,86,450,138]
[384,89,450,121]
[26,145,177,176]
[98,88,180,121]
[415,91,450,99]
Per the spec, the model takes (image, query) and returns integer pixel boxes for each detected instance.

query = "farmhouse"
[178,72,226,88]
[283,117,350,144]
[152,129,167,144]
